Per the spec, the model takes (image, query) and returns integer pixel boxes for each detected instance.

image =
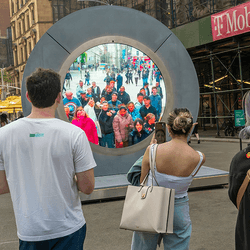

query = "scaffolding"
[190,36,250,135]
[50,0,170,26]
[49,0,250,136]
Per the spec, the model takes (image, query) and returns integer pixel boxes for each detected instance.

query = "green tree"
[0,69,12,84]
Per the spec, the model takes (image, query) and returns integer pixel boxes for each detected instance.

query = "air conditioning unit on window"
[31,20,35,25]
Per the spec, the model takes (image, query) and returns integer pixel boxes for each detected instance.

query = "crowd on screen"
[63,68,163,148]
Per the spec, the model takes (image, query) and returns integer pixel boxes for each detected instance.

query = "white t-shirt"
[0,118,96,241]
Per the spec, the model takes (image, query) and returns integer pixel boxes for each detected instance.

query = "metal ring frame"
[21,6,199,176]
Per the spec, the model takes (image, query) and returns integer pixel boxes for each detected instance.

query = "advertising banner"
[211,2,250,41]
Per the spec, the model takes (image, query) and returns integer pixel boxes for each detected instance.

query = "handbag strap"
[236,169,250,210]
[149,144,159,186]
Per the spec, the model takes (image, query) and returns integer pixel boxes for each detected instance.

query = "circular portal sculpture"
[21,6,199,176]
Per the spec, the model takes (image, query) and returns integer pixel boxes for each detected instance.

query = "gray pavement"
[0,139,246,250]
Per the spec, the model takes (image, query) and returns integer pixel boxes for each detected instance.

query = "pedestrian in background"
[116,73,123,92]
[0,113,9,127]
[188,122,200,144]
[0,68,96,250]
[64,70,72,89]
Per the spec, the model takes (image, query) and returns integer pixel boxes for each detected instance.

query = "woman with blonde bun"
[131,108,206,250]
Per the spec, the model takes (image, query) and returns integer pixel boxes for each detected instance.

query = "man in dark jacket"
[139,96,157,121]
[108,92,122,115]
[91,81,101,102]
[118,86,130,105]
[98,101,115,148]
[229,143,250,250]
[150,87,162,119]
[143,82,150,96]
[116,73,123,92]
[64,71,72,88]
[78,91,88,108]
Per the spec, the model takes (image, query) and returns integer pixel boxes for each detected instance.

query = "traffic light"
[0,88,2,95]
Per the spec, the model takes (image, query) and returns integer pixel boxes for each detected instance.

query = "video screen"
[63,44,166,148]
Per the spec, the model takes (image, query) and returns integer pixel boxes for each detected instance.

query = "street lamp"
[77,0,110,5]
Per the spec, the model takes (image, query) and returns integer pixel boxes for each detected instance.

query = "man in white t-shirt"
[0,68,96,250]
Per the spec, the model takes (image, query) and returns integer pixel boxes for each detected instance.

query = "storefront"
[172,2,250,135]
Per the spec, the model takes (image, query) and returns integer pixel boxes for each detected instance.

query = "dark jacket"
[118,91,130,105]
[129,129,149,146]
[228,145,250,250]
[91,86,101,102]
[150,94,162,115]
[116,75,123,91]
[65,72,72,80]
[79,97,88,107]
[98,110,114,135]
[139,105,157,121]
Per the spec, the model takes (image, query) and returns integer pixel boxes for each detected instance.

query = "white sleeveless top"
[147,151,203,198]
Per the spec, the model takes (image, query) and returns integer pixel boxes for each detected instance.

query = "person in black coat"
[229,139,250,250]
[129,118,149,146]
[118,86,130,105]
[98,101,115,148]
[139,96,157,121]
[91,81,101,102]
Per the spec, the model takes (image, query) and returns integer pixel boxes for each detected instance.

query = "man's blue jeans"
[19,224,86,250]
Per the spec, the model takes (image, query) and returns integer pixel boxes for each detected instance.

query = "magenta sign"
[211,2,250,41]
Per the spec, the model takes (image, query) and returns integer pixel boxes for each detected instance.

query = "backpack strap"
[236,169,250,210]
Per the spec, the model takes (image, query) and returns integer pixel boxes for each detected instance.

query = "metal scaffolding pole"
[210,52,220,136]
[238,42,244,100]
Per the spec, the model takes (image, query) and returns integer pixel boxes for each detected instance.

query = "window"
[200,0,208,5]
[12,24,16,40]
[22,17,25,32]
[26,14,30,29]
[19,22,22,37]
[31,9,35,22]
[21,47,24,63]
[17,0,20,10]
[29,41,32,55]
[14,49,18,66]
[24,43,27,61]
[11,0,15,15]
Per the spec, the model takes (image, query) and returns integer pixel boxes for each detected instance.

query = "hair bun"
[168,108,193,135]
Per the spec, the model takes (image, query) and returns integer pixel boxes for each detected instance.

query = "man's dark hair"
[26,68,61,108]
[137,93,144,97]
[143,96,150,100]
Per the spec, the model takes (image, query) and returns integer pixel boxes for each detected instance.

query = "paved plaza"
[0,137,247,250]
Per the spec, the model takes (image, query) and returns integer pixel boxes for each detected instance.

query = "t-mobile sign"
[211,2,250,41]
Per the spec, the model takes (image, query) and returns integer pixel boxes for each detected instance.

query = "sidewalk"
[0,140,245,250]
[190,127,246,145]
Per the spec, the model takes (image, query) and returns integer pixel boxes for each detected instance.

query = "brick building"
[9,0,53,95]
[0,0,11,37]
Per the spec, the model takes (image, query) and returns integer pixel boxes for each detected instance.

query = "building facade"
[8,0,250,136]
[9,0,53,95]
[0,0,11,37]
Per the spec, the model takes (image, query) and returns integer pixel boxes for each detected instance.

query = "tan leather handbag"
[119,144,175,234]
